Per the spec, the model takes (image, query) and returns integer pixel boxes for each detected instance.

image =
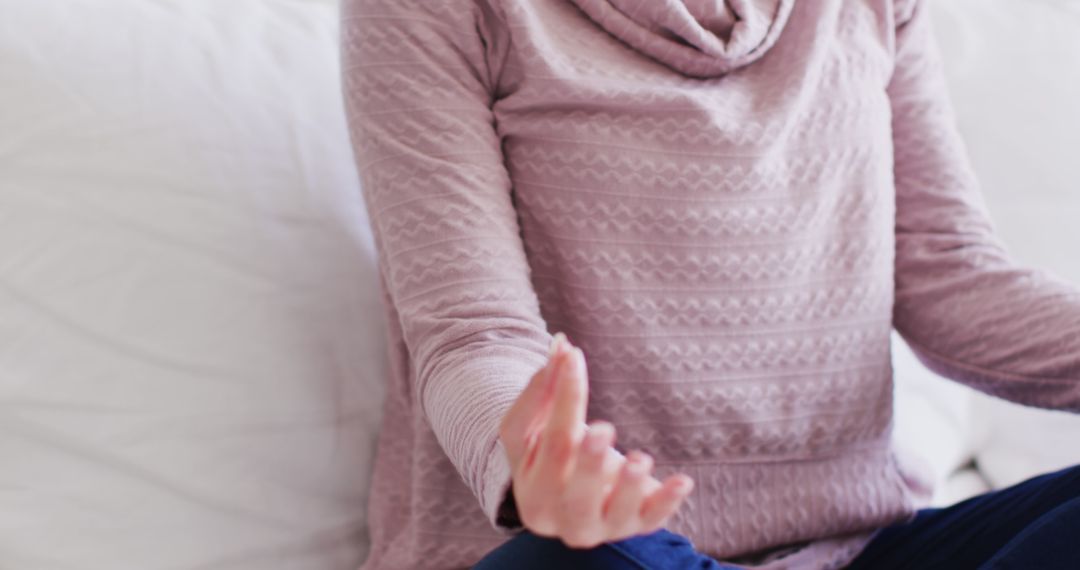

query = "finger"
[501,334,570,466]
[557,422,619,548]
[501,372,554,466]
[544,346,589,446]
[511,350,577,536]
[529,346,588,491]
[522,348,579,488]
[516,406,553,477]
[639,474,694,533]
[602,451,654,539]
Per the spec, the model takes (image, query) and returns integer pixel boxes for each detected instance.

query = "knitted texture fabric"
[342,0,1080,568]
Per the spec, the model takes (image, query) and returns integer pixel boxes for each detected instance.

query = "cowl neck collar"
[569,0,794,78]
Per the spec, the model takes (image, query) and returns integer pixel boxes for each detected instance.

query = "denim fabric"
[846,464,1080,569]
[473,527,732,570]
[474,465,1080,569]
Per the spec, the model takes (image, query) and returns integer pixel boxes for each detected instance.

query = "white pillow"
[0,1,383,569]
[931,0,1080,283]
[892,0,1080,503]
[930,0,1080,488]
[891,334,979,505]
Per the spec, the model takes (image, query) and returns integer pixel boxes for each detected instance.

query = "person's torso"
[365,1,922,567]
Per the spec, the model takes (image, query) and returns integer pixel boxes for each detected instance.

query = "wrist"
[496,483,523,529]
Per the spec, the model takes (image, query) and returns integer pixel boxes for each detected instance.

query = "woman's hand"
[498,334,694,549]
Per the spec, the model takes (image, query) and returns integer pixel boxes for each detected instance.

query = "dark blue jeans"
[474,464,1080,569]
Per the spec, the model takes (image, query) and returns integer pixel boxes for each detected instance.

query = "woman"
[342,0,1080,568]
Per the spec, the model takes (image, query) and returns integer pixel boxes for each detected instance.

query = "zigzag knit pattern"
[343,0,1080,568]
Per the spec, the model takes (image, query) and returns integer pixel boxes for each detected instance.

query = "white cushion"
[891,334,978,506]
[911,0,1080,492]
[931,0,1080,284]
[893,0,1080,504]
[0,1,383,568]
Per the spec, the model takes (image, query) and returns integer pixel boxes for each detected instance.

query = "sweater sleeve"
[889,0,1080,412]
[341,0,549,528]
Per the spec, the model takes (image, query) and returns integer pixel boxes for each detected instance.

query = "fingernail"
[586,424,612,453]
[627,457,647,477]
[548,332,567,356]
[572,348,586,376]
[551,346,573,382]
[673,476,694,495]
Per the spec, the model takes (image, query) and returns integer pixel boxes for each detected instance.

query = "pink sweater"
[342,0,1080,568]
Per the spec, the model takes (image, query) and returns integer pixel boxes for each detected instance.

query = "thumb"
[499,333,569,467]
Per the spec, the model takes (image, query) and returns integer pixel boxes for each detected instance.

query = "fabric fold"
[568,0,794,77]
